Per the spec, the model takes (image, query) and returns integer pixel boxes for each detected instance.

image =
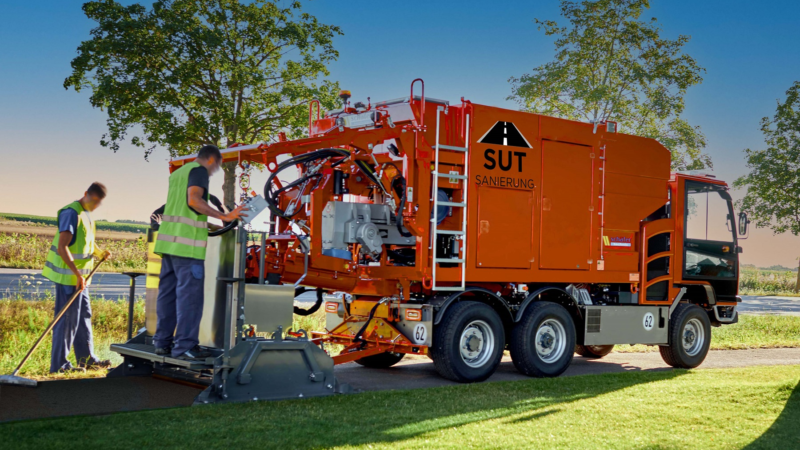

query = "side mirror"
[738,212,749,238]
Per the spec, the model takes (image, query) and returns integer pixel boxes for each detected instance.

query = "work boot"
[177,346,211,360]
[154,346,172,356]
[57,364,86,374]
[82,359,112,370]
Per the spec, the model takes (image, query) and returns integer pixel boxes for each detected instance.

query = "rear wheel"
[659,303,711,368]
[575,344,614,358]
[355,352,405,368]
[510,302,575,377]
[430,301,505,382]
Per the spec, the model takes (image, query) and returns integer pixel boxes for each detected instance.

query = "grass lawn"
[0,365,798,449]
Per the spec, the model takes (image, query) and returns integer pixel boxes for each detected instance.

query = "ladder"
[430,106,470,291]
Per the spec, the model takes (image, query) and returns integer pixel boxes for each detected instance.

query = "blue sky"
[0,0,798,266]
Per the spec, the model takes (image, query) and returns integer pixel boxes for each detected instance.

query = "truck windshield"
[684,181,736,279]
[685,182,735,243]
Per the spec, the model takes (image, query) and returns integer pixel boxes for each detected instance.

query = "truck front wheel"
[510,302,575,377]
[659,303,711,368]
[430,301,505,382]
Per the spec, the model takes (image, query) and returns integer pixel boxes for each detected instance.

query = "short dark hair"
[197,145,222,161]
[87,182,107,199]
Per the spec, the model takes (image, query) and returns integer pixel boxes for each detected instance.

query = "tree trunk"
[222,161,238,211]
[795,259,800,293]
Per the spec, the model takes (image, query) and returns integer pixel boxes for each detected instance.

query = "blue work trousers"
[153,254,205,357]
[50,284,99,372]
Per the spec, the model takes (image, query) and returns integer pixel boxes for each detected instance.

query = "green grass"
[0,295,146,380]
[1,365,798,449]
[0,297,329,379]
[0,212,148,234]
[0,232,147,273]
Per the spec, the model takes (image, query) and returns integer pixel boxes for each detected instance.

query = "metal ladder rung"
[438,144,468,152]
[432,286,465,291]
[439,201,466,208]
[433,172,467,180]
[435,258,465,263]
[436,229,464,236]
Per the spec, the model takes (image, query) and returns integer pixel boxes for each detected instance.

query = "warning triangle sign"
[478,121,531,148]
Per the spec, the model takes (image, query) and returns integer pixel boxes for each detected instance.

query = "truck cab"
[673,172,742,319]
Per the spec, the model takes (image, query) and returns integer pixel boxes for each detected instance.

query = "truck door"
[680,180,739,301]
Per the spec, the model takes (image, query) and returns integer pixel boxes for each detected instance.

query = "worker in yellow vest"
[153,145,246,359]
[43,182,112,373]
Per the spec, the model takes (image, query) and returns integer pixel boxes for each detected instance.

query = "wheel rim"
[682,318,705,356]
[535,318,567,363]
[459,320,495,368]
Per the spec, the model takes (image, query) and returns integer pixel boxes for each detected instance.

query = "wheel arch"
[431,287,514,328]
[516,286,582,323]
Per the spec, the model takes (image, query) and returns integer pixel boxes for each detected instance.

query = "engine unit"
[321,201,415,259]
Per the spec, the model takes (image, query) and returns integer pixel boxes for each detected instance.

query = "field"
[0,232,147,273]
[1,364,798,449]
[739,267,800,295]
[0,212,148,234]
[2,296,798,380]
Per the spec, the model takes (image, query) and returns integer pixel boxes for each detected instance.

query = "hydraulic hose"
[264,148,350,220]
[392,175,413,237]
[293,287,324,316]
[208,196,238,237]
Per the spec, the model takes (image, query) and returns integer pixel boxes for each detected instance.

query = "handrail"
[410,78,425,129]
[308,99,321,136]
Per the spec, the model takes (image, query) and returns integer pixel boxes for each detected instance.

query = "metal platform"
[110,342,216,370]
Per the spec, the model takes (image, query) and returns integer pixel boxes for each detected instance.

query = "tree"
[65,0,343,209]
[509,0,710,170]
[733,81,800,291]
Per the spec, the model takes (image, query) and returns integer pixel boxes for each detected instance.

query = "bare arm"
[187,186,247,222]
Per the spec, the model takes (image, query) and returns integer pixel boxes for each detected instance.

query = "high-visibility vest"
[42,201,96,286]
[153,161,209,260]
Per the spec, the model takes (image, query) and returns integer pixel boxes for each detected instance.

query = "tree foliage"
[65,0,343,208]
[509,0,710,170]
[733,81,800,237]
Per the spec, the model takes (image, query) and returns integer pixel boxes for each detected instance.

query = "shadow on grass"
[0,368,687,449]
[744,379,800,449]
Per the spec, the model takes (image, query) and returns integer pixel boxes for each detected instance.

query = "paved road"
[0,268,146,300]
[738,295,800,316]
[2,348,798,422]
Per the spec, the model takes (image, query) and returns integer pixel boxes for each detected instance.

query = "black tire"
[575,344,614,358]
[354,352,405,368]
[510,302,576,377]
[659,303,712,368]
[429,301,505,383]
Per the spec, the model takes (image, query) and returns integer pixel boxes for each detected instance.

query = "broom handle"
[12,257,107,376]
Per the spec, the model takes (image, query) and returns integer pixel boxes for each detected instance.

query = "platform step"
[432,286,466,291]
[438,201,466,208]
[435,258,464,263]
[438,144,468,152]
[110,342,215,369]
[435,229,465,235]
[433,172,467,180]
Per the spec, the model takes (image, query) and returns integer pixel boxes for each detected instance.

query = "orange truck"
[168,80,746,382]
